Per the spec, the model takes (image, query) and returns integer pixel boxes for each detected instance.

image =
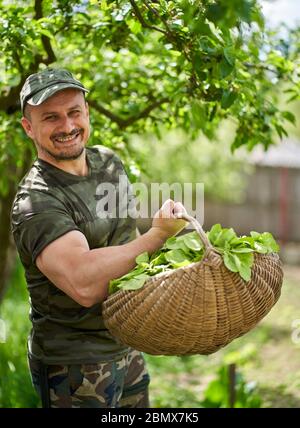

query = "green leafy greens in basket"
[108,225,280,295]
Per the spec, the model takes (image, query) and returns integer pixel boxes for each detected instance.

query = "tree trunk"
[0,189,18,302]
[0,152,33,303]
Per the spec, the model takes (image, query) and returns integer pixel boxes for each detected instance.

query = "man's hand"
[151,199,189,240]
[35,199,189,308]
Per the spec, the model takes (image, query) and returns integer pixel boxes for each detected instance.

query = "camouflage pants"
[28,349,150,408]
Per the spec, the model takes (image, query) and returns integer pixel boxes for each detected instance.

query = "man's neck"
[38,149,89,176]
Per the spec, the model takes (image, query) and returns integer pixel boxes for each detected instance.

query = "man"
[11,68,188,408]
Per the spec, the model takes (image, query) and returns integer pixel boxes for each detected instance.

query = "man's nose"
[59,115,75,134]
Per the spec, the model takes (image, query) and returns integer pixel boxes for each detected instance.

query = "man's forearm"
[77,227,169,306]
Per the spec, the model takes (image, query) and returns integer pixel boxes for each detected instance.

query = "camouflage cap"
[20,68,89,113]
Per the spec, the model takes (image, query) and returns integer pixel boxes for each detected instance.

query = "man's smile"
[51,129,83,145]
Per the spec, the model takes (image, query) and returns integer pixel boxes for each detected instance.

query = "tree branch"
[0,0,56,113]
[143,0,173,35]
[89,97,169,129]
[88,100,127,127]
[35,0,56,64]
[129,0,167,35]
[41,35,56,65]
[34,0,42,19]
[244,62,278,74]
[131,0,190,61]
[125,96,169,126]
[12,51,24,75]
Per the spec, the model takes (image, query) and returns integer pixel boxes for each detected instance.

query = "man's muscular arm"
[36,200,188,307]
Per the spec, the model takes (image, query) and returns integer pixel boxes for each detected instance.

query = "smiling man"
[21,70,90,172]
[11,68,187,408]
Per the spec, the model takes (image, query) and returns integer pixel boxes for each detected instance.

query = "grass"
[0,261,299,408]
[0,260,40,408]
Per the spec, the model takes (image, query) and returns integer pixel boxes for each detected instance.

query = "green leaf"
[172,259,193,269]
[239,264,252,282]
[253,242,268,254]
[202,379,226,405]
[182,232,203,251]
[207,20,224,43]
[231,247,254,253]
[259,232,280,252]
[150,252,167,266]
[236,237,254,249]
[219,58,234,79]
[221,89,237,109]
[108,279,121,295]
[275,124,288,139]
[127,19,142,34]
[120,274,150,291]
[224,251,254,282]
[208,224,222,244]
[164,236,178,249]
[282,111,296,125]
[164,236,190,253]
[214,228,237,247]
[223,47,235,66]
[192,253,204,263]
[165,249,191,265]
[191,100,207,128]
[224,252,239,273]
[118,266,145,280]
[136,252,149,264]
[233,253,242,270]
[237,252,254,268]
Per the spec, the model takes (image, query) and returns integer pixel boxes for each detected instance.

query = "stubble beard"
[39,144,85,161]
[36,128,86,161]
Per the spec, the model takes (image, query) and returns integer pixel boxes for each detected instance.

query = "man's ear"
[85,101,89,118]
[21,116,35,140]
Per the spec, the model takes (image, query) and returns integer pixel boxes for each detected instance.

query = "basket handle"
[174,211,214,252]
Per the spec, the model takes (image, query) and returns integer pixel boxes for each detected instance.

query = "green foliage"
[0,1,300,190]
[208,224,279,280]
[0,260,40,408]
[201,364,262,408]
[145,342,263,408]
[109,224,280,292]
[1,260,298,408]
[200,343,262,408]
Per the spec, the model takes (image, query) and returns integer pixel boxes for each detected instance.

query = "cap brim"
[26,83,89,107]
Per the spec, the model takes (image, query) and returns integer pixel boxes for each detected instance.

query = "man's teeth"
[56,133,78,142]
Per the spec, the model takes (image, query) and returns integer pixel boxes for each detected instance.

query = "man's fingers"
[173,202,187,214]
[158,199,174,218]
[154,199,188,219]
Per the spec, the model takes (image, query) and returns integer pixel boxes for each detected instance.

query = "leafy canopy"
[0,0,299,195]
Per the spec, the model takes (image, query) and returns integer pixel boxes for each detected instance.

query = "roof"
[249,138,300,168]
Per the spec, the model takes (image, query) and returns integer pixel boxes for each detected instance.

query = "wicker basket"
[102,214,283,356]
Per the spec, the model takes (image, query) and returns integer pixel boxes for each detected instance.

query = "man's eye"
[44,116,56,121]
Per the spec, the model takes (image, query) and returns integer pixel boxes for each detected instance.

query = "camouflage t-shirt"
[11,145,137,365]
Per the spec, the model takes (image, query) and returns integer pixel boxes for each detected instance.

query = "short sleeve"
[106,153,138,245]
[11,192,81,265]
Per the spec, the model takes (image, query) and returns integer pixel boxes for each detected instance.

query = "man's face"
[21,88,90,161]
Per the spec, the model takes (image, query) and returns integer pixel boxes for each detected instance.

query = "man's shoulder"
[13,161,54,203]
[87,144,123,165]
[88,144,115,156]
[11,163,64,226]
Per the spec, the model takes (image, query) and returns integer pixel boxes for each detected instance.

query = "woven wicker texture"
[102,215,283,356]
